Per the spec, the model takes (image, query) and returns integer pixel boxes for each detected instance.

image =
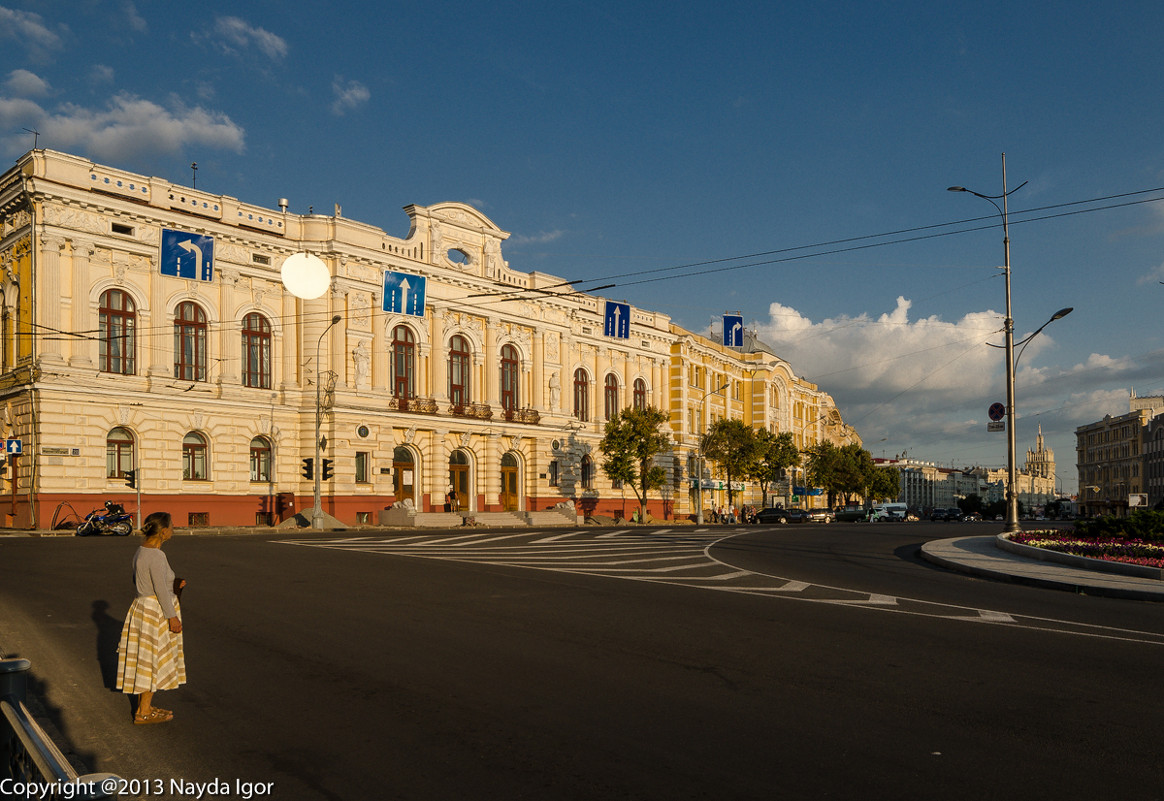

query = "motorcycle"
[75,500,134,536]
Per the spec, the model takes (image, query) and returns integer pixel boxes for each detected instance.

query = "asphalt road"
[1,522,1162,801]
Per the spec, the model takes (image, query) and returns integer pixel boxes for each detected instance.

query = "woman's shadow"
[91,600,122,692]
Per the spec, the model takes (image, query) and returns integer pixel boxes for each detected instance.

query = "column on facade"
[591,345,600,423]
[148,264,167,378]
[431,311,447,403]
[38,236,65,363]
[218,272,240,386]
[370,291,385,392]
[280,292,298,391]
[430,429,449,513]
[484,318,500,408]
[68,239,94,368]
[531,330,544,413]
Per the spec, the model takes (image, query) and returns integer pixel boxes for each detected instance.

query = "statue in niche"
[548,371,560,409]
[353,340,370,389]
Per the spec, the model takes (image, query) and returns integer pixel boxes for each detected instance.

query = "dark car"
[754,506,810,524]
[930,507,963,521]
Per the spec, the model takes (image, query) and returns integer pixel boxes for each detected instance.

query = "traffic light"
[321,459,333,481]
[123,470,136,489]
[301,458,314,479]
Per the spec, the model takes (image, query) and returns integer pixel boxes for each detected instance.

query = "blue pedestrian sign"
[5,439,21,454]
[604,301,630,339]
[382,271,427,317]
[160,229,214,281]
[723,314,744,347]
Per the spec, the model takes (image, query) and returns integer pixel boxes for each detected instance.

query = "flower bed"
[1010,530,1164,569]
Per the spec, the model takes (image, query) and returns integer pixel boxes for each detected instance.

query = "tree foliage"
[598,406,672,522]
[701,418,757,508]
[749,429,800,508]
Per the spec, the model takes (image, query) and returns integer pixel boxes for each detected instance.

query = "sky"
[4,0,1164,495]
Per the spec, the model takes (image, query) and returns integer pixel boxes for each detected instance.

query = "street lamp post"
[696,382,731,525]
[949,155,1071,533]
[312,314,343,529]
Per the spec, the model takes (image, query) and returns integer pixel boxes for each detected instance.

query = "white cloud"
[211,16,288,60]
[89,65,115,85]
[510,230,566,246]
[122,1,147,33]
[745,298,1164,485]
[0,7,65,59]
[5,69,50,97]
[1137,261,1164,285]
[0,93,245,162]
[330,78,370,115]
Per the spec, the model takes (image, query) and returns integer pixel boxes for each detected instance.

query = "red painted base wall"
[25,493,676,530]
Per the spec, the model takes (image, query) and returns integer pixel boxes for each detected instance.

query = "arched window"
[604,373,620,420]
[99,289,135,375]
[242,313,272,389]
[448,334,470,407]
[573,368,589,422]
[106,427,134,479]
[391,325,415,399]
[174,301,208,381]
[500,344,519,413]
[183,432,208,480]
[581,454,594,489]
[633,378,648,411]
[249,436,272,482]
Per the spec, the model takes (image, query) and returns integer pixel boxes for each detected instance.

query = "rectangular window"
[355,451,369,483]
[111,223,134,236]
[549,461,559,486]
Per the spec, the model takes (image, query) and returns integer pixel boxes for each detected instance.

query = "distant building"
[1075,393,1157,517]
[969,425,1057,511]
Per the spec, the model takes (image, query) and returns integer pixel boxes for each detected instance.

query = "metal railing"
[1,658,120,799]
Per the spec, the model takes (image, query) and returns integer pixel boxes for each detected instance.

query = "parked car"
[930,507,964,522]
[754,506,810,524]
[833,506,867,522]
[806,508,835,523]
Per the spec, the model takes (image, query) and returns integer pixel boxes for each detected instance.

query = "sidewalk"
[920,534,1164,602]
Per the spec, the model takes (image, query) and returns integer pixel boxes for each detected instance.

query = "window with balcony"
[449,335,470,407]
[500,344,519,413]
[391,325,416,399]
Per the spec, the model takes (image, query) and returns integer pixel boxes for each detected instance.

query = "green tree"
[750,429,799,509]
[868,465,900,504]
[598,406,672,523]
[803,441,844,506]
[702,418,757,509]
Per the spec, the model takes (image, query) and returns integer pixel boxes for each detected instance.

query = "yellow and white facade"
[0,149,855,527]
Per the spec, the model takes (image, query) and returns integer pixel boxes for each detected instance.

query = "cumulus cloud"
[210,16,287,60]
[0,6,65,60]
[5,69,50,97]
[0,93,245,162]
[745,297,1164,480]
[330,77,370,115]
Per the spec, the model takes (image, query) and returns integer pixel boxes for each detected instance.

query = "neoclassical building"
[0,149,855,527]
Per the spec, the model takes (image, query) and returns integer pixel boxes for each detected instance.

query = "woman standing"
[116,511,187,724]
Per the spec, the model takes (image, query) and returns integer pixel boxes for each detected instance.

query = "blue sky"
[4,0,1164,494]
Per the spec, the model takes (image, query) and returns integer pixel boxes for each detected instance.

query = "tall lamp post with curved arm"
[312,314,343,529]
[696,382,731,525]
[949,155,1072,531]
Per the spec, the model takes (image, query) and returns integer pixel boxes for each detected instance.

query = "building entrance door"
[500,452,519,511]
[393,446,414,504]
[449,450,470,511]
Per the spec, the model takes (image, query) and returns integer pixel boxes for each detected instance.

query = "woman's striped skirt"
[116,595,186,694]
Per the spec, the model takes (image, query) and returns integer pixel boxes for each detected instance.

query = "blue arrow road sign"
[382,271,427,317]
[724,314,743,347]
[604,301,630,339]
[160,229,214,281]
[5,439,21,454]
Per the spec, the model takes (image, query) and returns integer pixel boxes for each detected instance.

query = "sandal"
[133,708,173,725]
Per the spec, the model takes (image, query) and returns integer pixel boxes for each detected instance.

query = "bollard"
[0,658,30,702]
